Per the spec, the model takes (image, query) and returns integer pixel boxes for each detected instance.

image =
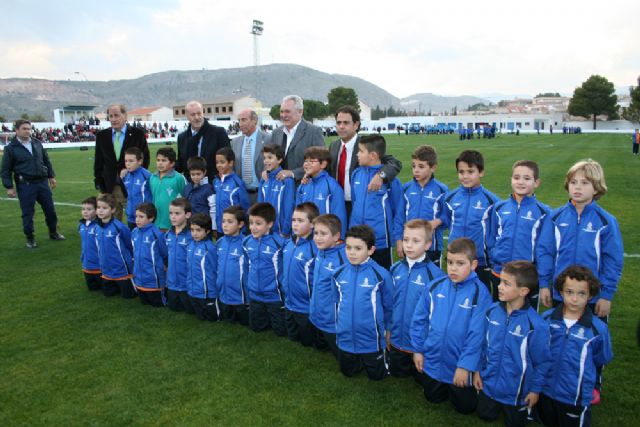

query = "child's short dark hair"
[216,147,235,163]
[554,265,601,298]
[502,261,538,294]
[223,205,245,224]
[81,196,97,208]
[512,160,540,180]
[456,150,485,172]
[404,219,433,243]
[124,146,143,160]
[190,213,212,232]
[248,202,276,224]
[97,193,116,209]
[157,147,177,163]
[136,202,157,220]
[187,156,207,172]
[447,237,476,262]
[303,146,331,164]
[313,214,342,236]
[412,145,438,167]
[358,134,386,158]
[170,197,192,213]
[295,202,320,223]
[346,225,376,249]
[263,143,284,160]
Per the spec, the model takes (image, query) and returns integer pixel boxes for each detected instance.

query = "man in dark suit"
[175,101,230,183]
[269,95,324,182]
[94,104,150,220]
[328,105,402,216]
[232,109,271,204]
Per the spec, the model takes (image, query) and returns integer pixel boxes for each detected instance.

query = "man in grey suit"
[232,109,271,204]
[269,95,324,182]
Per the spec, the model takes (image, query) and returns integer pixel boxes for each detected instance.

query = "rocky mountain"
[400,93,491,114]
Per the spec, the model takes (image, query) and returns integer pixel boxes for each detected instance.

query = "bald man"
[232,109,271,204]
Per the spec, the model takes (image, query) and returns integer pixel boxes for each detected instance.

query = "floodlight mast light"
[251,19,264,105]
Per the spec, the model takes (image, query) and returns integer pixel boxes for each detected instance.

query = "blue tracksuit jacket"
[216,234,249,305]
[443,185,499,267]
[258,167,295,236]
[184,178,215,222]
[350,165,402,249]
[165,227,192,291]
[486,194,550,274]
[131,223,168,290]
[389,257,445,352]
[95,218,133,280]
[282,235,317,314]
[333,258,393,354]
[479,301,552,406]
[392,177,448,253]
[243,232,286,304]
[541,305,613,407]
[79,218,101,272]
[536,200,623,302]
[295,171,348,237]
[186,238,218,299]
[123,167,153,224]
[214,173,250,234]
[410,272,492,384]
[309,243,347,333]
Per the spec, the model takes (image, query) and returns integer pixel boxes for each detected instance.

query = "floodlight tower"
[251,20,263,108]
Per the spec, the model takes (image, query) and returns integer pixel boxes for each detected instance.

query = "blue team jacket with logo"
[131,223,167,289]
[95,218,133,280]
[186,239,218,299]
[295,171,348,238]
[309,243,347,333]
[214,172,250,234]
[165,227,192,291]
[216,234,249,305]
[282,235,317,314]
[258,167,295,236]
[243,233,285,303]
[79,218,101,272]
[123,167,152,224]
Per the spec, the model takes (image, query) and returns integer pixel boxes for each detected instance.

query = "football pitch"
[1,133,638,426]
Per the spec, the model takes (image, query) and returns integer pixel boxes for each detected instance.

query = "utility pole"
[251,20,263,109]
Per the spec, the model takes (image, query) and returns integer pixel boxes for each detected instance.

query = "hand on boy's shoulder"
[367,173,383,192]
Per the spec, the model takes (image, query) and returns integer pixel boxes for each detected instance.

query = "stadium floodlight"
[251,20,263,36]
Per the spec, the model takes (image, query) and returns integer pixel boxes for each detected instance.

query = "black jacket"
[176,120,230,182]
[1,137,54,188]
[94,125,149,193]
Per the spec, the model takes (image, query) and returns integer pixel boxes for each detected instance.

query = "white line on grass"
[0,197,82,208]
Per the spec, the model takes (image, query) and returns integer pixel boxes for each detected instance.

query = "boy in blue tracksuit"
[474,261,552,427]
[79,196,102,291]
[95,193,135,298]
[165,198,194,313]
[122,147,153,230]
[183,156,215,228]
[393,145,448,266]
[214,147,249,237]
[388,219,445,379]
[411,237,492,415]
[282,203,319,346]
[296,147,348,238]
[537,266,613,427]
[243,202,287,336]
[217,206,250,326]
[309,214,347,357]
[186,213,219,321]
[486,160,551,306]
[350,135,402,270]
[258,144,295,237]
[333,225,393,380]
[442,150,499,293]
[131,203,168,307]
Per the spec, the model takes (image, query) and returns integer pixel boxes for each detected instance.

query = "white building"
[128,106,173,122]
[173,96,259,121]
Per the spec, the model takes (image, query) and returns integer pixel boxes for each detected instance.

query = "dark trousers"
[536,393,591,427]
[221,303,250,326]
[190,296,221,321]
[389,346,418,379]
[83,272,103,291]
[476,266,497,300]
[167,289,195,313]
[477,390,529,427]
[285,309,315,346]
[427,250,442,267]
[138,290,166,307]
[371,247,393,270]
[102,279,121,297]
[315,330,339,358]
[421,372,478,414]
[249,300,286,336]
[16,179,57,237]
[633,143,639,155]
[338,349,388,380]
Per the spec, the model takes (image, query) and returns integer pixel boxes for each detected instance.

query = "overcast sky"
[2,0,638,98]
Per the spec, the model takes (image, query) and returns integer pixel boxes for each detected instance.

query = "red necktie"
[338,143,347,188]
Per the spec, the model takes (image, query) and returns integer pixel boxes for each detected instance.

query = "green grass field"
[1,133,638,426]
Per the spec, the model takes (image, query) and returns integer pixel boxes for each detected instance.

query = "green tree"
[30,114,47,122]
[568,75,618,129]
[20,113,30,120]
[0,114,7,122]
[371,105,385,120]
[622,80,640,123]
[535,92,561,97]
[302,100,328,121]
[327,87,360,115]
[269,104,281,120]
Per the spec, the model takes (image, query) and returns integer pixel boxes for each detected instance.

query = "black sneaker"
[26,237,38,248]
[49,232,66,241]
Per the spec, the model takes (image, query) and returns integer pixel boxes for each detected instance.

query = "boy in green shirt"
[150,147,186,230]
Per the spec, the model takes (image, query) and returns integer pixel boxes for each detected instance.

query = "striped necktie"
[242,136,253,186]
